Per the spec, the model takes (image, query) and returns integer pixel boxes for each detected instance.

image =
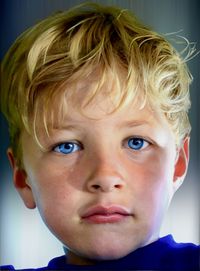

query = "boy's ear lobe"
[7,148,36,209]
[173,137,190,190]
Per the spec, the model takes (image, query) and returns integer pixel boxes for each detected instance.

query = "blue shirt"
[1,235,199,270]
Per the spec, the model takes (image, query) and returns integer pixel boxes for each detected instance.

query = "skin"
[8,77,189,265]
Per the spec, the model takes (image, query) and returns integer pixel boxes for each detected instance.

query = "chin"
[83,242,138,261]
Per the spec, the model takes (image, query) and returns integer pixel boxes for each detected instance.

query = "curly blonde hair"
[0,3,194,167]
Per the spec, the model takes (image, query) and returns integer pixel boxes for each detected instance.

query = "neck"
[66,250,97,265]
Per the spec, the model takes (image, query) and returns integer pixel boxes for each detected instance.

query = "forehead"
[67,64,129,109]
[33,64,171,139]
[50,65,142,119]
[51,80,167,131]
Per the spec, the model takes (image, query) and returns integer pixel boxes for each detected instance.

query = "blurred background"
[0,0,199,269]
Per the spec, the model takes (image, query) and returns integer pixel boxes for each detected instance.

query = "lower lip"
[82,214,130,224]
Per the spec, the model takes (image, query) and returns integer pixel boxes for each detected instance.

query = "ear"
[7,148,36,209]
[173,137,190,191]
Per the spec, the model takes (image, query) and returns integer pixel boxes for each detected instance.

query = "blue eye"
[127,138,149,150]
[53,142,81,154]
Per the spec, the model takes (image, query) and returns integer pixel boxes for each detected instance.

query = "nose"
[86,158,126,193]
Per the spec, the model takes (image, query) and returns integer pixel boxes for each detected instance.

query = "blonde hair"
[0,3,194,167]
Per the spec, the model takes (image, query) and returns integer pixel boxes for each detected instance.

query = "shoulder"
[159,234,200,253]
[144,235,200,270]
[0,265,49,271]
[166,236,199,262]
[0,256,67,271]
[0,266,15,271]
[116,235,199,270]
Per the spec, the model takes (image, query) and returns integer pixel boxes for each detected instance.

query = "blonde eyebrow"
[117,120,151,129]
[52,124,80,131]
[51,119,151,131]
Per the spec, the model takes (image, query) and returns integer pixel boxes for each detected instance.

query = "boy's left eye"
[127,137,150,150]
[53,142,81,154]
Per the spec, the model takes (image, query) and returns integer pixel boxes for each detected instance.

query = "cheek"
[127,151,175,209]
[30,168,82,239]
[144,149,175,185]
[26,159,82,218]
[27,153,81,191]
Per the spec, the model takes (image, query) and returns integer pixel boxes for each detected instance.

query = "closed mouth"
[81,205,132,224]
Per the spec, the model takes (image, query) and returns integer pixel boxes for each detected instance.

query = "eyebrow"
[52,119,150,131]
[117,120,151,129]
[52,124,80,131]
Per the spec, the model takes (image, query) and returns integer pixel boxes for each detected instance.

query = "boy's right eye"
[53,142,82,154]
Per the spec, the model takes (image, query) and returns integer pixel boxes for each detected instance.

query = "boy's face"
[9,75,189,265]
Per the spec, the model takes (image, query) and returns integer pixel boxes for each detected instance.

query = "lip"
[81,205,132,224]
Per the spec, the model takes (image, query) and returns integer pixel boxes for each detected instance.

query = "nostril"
[92,184,101,190]
[115,184,122,189]
[87,177,125,192]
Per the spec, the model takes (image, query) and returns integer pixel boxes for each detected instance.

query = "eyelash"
[52,137,151,155]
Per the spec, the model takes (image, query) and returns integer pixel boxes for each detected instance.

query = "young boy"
[0,3,199,270]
